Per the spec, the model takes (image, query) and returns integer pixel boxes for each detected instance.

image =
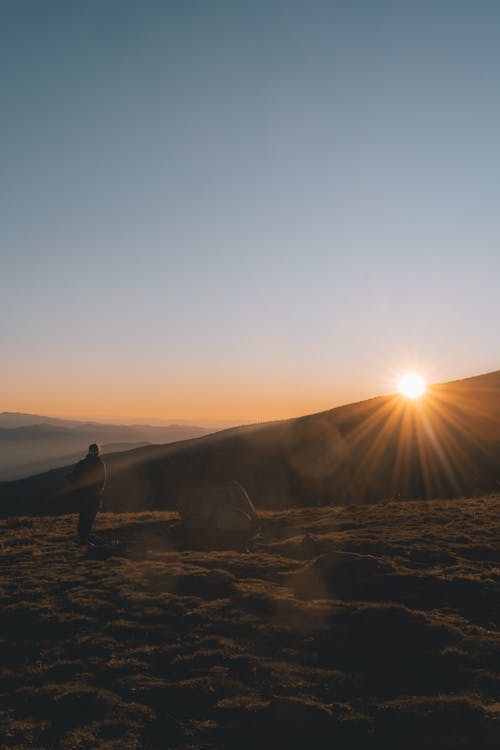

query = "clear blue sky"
[2,0,500,422]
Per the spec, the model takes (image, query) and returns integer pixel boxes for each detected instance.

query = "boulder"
[289,551,395,599]
[176,481,260,548]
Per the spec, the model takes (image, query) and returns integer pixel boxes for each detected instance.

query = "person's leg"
[78,504,92,542]
[87,511,98,541]
[86,495,102,541]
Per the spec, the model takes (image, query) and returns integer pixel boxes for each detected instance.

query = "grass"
[0,496,499,748]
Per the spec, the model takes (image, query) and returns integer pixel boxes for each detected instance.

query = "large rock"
[176,480,260,548]
[289,550,395,599]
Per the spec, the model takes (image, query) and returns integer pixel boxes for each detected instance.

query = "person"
[71,443,106,545]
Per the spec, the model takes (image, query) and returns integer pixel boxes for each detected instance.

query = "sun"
[398,372,426,399]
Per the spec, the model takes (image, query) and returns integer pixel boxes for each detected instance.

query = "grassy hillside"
[0,495,499,749]
[2,370,500,516]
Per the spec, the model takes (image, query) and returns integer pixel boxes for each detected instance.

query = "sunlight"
[398,372,426,399]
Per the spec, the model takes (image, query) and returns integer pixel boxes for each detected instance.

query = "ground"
[0,496,499,749]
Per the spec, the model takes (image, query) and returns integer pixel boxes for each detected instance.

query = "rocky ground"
[0,496,499,749]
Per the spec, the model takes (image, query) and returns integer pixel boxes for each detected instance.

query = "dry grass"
[1,497,499,748]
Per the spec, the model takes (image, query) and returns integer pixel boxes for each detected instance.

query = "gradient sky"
[2,0,500,424]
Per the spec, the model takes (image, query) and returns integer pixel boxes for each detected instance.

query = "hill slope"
[2,371,500,516]
[0,496,498,749]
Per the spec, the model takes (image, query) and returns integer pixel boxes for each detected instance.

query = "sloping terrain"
[3,370,500,516]
[1,496,499,749]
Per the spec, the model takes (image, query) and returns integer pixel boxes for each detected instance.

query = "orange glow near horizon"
[4,385,373,425]
[3,376,382,425]
[4,369,487,432]
[4,367,500,499]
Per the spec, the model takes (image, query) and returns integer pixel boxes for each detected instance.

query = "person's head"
[88,443,101,456]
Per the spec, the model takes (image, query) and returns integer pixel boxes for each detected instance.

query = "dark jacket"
[71,454,106,495]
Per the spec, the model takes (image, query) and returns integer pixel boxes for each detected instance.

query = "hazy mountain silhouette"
[0,413,85,428]
[1,370,500,516]
[0,414,212,480]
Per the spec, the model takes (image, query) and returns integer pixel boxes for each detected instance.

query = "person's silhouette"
[71,443,106,544]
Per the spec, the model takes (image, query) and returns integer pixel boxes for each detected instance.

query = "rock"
[312,550,393,578]
[214,506,254,534]
[176,480,260,548]
[268,695,333,727]
[289,551,395,599]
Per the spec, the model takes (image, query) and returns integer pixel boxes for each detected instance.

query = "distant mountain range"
[2,370,500,517]
[0,413,213,480]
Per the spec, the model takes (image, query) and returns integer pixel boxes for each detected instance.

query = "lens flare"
[398,373,426,399]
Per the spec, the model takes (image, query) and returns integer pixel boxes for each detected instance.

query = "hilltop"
[2,371,500,517]
[0,495,498,749]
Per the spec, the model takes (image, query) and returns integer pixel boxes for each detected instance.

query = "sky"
[2,0,500,424]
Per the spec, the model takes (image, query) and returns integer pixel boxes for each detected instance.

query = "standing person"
[71,443,106,545]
